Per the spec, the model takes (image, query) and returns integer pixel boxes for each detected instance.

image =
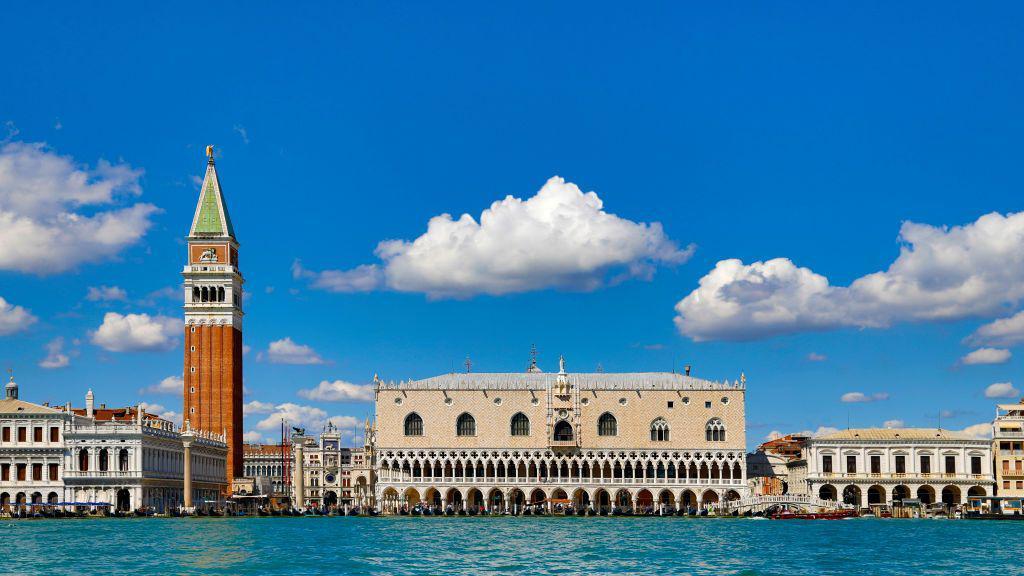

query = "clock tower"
[182,146,244,487]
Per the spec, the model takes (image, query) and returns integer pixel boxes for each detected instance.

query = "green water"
[2,516,1018,575]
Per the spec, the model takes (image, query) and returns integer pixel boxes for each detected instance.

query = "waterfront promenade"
[1,516,1018,575]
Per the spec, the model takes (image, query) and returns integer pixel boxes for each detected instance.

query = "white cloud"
[0,141,157,274]
[807,352,827,362]
[90,312,178,352]
[140,375,183,395]
[38,337,70,369]
[968,311,1024,347]
[960,423,992,440]
[292,261,384,293]
[806,426,840,438]
[139,402,182,428]
[883,419,905,429]
[242,430,263,442]
[252,402,358,433]
[297,176,692,298]
[675,211,1024,341]
[298,380,374,402]
[86,285,127,302]
[244,400,276,414]
[263,337,325,365]
[765,430,783,441]
[233,125,250,145]
[0,296,36,335]
[985,382,1020,399]
[242,344,252,355]
[960,347,1011,365]
[841,392,889,403]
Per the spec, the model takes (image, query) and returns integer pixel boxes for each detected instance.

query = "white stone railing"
[731,494,841,510]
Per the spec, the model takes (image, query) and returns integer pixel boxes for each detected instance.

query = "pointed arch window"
[553,420,574,441]
[403,413,423,437]
[598,412,618,436]
[456,413,476,437]
[510,413,530,436]
[706,418,726,442]
[650,417,670,442]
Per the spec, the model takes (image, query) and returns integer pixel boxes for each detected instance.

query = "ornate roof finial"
[464,355,473,373]
[5,368,17,400]
[559,355,566,374]
[527,344,541,373]
[206,144,215,164]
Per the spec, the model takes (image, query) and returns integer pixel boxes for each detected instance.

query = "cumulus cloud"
[242,430,263,442]
[251,402,359,432]
[90,312,178,352]
[262,337,325,365]
[0,141,157,274]
[86,285,127,302]
[139,402,182,427]
[960,347,1011,365]
[765,430,784,441]
[967,311,1024,347]
[675,211,1024,341]
[985,382,1020,399]
[297,176,692,299]
[298,380,374,402]
[806,352,827,362]
[244,400,276,414]
[883,419,905,429]
[140,375,183,395]
[960,423,992,440]
[841,392,889,403]
[38,337,70,369]
[0,296,36,335]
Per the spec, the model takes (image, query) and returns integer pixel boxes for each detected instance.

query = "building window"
[920,455,931,474]
[823,455,832,473]
[650,418,670,442]
[870,455,881,474]
[119,449,130,471]
[33,427,42,442]
[17,427,26,442]
[99,449,109,472]
[667,401,674,409]
[32,463,42,481]
[48,463,58,480]
[553,420,573,441]
[705,418,725,442]
[456,413,476,436]
[945,455,955,474]
[79,449,89,471]
[598,413,618,436]
[846,455,856,474]
[510,413,530,436]
[16,464,26,481]
[1,427,8,442]
[49,427,59,442]
[0,463,8,481]
[404,413,423,436]
[895,455,906,474]
[971,456,981,475]
[704,401,712,409]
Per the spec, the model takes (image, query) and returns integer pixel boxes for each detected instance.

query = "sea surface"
[3,516,1020,575]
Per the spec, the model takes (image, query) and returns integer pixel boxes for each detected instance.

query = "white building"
[804,428,993,508]
[0,378,228,514]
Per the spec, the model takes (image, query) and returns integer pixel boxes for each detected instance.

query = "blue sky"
[1,2,1022,447]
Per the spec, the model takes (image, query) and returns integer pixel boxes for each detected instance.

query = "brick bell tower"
[183,145,244,488]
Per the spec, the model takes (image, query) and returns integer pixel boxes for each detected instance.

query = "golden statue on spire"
[205,145,214,160]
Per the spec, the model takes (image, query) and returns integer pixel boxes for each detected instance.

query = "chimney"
[684,364,691,376]
[85,389,94,418]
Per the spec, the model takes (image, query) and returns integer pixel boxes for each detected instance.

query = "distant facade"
[242,442,290,497]
[746,434,808,496]
[283,421,373,510]
[0,379,227,513]
[182,149,244,488]
[993,401,1024,497]
[804,428,993,508]
[373,358,748,513]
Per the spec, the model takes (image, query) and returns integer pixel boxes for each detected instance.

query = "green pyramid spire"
[189,155,236,238]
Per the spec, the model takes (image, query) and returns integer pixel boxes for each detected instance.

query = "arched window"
[218,287,225,302]
[706,418,726,442]
[192,287,200,302]
[553,420,574,441]
[119,449,129,471]
[510,413,530,436]
[404,413,423,436]
[650,417,670,442]
[201,286,209,302]
[456,413,476,437]
[598,413,617,436]
[99,449,109,472]
[78,448,89,471]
